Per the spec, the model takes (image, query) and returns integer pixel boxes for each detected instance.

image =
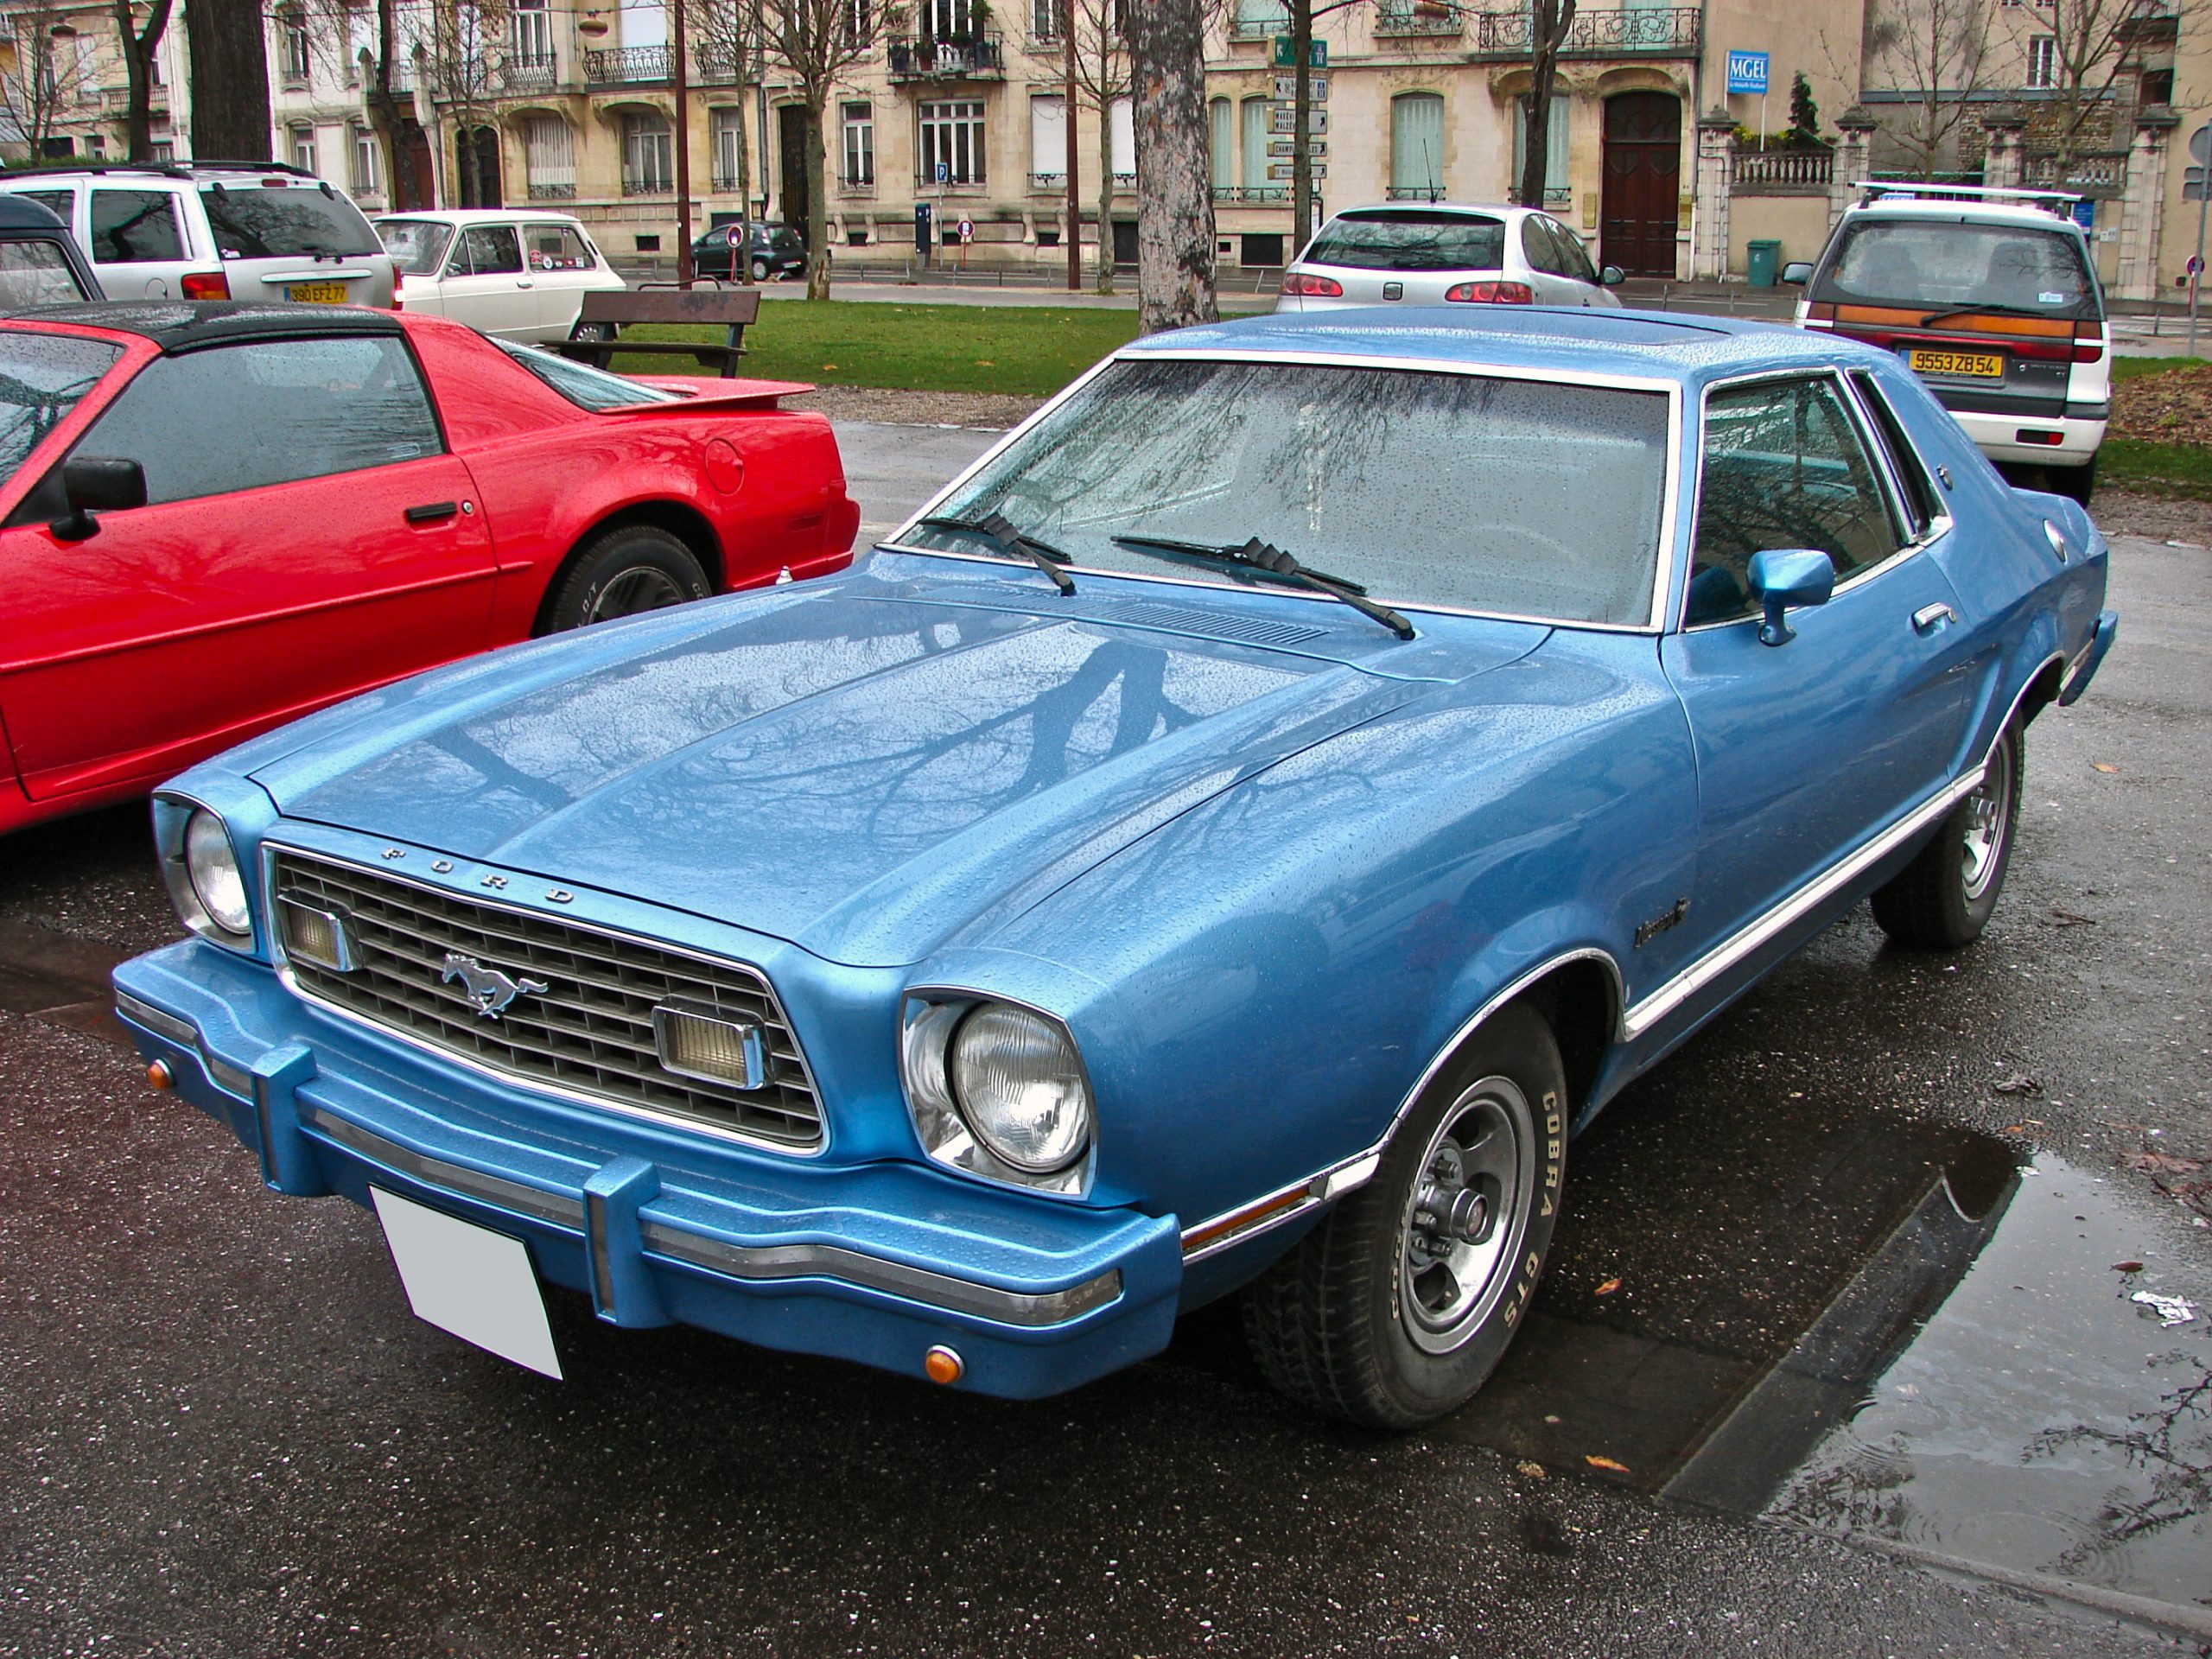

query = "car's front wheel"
[1871,719,2023,948]
[544,524,711,632]
[1243,1003,1567,1428]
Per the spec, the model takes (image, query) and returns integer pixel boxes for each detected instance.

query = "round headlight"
[183,810,250,937]
[948,1003,1091,1173]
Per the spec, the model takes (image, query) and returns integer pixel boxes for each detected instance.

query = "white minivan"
[376,209,626,341]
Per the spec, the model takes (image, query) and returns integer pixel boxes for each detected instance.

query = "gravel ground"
[2091,490,2212,546]
[785,386,1046,429]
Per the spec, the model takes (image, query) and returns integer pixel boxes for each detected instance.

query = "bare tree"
[1126,0,1213,331]
[1063,0,1126,293]
[1517,0,1575,209]
[0,5,107,159]
[111,0,174,161]
[759,0,877,298]
[183,0,272,157]
[2039,0,2163,169]
[1843,0,1993,175]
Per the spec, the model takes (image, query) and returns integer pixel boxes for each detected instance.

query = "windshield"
[1304,213,1506,273]
[0,331,121,482]
[376,218,455,275]
[1814,219,2100,318]
[202,182,384,260]
[903,358,1671,627]
[493,338,683,410]
[0,241,92,305]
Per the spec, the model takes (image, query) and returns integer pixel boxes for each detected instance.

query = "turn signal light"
[180,271,230,300]
[1443,280,1534,304]
[147,1060,173,1090]
[924,1345,965,1385]
[1281,271,1343,297]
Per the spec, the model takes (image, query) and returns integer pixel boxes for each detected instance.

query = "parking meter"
[914,203,933,263]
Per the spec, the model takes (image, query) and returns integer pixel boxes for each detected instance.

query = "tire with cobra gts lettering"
[1242,1002,1567,1428]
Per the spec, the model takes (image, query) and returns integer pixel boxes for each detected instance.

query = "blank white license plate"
[372,1186,563,1379]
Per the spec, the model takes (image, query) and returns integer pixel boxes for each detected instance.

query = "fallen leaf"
[1993,1073,2041,1096]
[1585,1455,1632,1474]
[2125,1149,2206,1176]
[975,359,995,366]
[2111,1261,2145,1274]
[2092,762,2120,773]
[2001,1124,2025,1135]
[2047,906,2097,926]
[1594,1277,1622,1297]
[821,362,837,370]
[1516,1460,1546,1479]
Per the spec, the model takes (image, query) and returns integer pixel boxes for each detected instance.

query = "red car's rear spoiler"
[616,377,817,410]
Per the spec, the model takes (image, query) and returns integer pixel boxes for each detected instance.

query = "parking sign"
[1726,51,1769,95]
[934,162,949,185]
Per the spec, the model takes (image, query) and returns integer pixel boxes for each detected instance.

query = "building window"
[151,139,174,162]
[524,112,575,198]
[919,99,985,183]
[1390,92,1444,200]
[290,127,317,175]
[623,112,673,194]
[1210,96,1231,192]
[1512,94,1571,205]
[842,101,874,186]
[925,0,976,36]
[1109,95,1134,183]
[351,125,379,194]
[511,0,553,65]
[1030,92,1065,181]
[847,0,873,41]
[2027,35,2056,89]
[1239,94,1268,191]
[1232,0,1289,37]
[1031,0,1059,41]
[279,7,311,82]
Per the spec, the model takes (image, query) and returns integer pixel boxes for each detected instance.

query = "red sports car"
[0,302,858,835]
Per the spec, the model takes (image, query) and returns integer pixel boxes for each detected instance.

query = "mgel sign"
[1726,50,1770,94]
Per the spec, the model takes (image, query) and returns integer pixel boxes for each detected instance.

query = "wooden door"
[1600,92,1681,277]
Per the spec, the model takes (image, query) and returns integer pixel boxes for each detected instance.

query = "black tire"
[1243,1003,1567,1428]
[1871,719,2024,949]
[543,524,710,633]
[2049,454,2096,506]
[750,257,771,282]
[570,321,616,344]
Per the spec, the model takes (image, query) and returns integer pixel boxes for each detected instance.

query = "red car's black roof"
[0,300,402,352]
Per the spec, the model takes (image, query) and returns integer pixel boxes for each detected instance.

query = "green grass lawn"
[2107,353,2212,497]
[620,302,1142,397]
[2112,353,2208,383]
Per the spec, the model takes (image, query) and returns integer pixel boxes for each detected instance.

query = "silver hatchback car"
[0,162,397,308]
[1277,203,1624,314]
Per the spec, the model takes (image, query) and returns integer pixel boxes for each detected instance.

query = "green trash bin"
[1746,239,1783,288]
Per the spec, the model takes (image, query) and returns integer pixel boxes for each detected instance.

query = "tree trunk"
[1518,0,1574,209]
[1128,0,1214,333]
[113,0,173,162]
[1095,94,1115,294]
[804,92,831,299]
[183,0,274,160]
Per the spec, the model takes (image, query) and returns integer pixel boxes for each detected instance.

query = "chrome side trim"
[638,1223,1124,1328]
[302,1104,586,1229]
[114,989,254,1099]
[1622,770,1983,1041]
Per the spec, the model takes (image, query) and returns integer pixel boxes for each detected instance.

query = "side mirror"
[1781,261,1813,286]
[51,455,147,543]
[1747,549,1835,646]
[1599,264,1625,286]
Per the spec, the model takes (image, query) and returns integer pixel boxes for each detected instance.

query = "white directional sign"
[1268,162,1327,181]
[1272,74,1327,100]
[1268,138,1328,158]
[1268,105,1329,135]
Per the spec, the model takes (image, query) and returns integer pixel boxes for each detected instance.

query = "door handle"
[1911,602,1957,635]
[404,501,458,525]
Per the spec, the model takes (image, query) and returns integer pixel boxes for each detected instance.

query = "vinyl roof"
[0,300,401,351]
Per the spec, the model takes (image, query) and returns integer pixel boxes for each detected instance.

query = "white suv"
[1785,182,2109,504]
[0,161,397,309]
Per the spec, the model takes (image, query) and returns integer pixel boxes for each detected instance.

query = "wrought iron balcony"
[586,44,671,86]
[622,175,673,196]
[887,31,1005,78]
[526,180,576,200]
[1228,15,1287,40]
[1373,2,1465,37]
[501,51,559,91]
[1214,184,1288,202]
[1029,170,1065,193]
[1474,5,1699,59]
[695,43,741,83]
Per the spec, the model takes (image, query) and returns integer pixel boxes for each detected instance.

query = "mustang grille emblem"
[441,951,550,1020]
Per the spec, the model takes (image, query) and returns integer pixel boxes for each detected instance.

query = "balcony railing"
[622,175,672,196]
[1373,2,1465,36]
[1029,170,1065,193]
[1214,184,1288,202]
[1730,146,1834,191]
[501,51,558,91]
[586,45,671,85]
[1474,5,1699,58]
[887,31,1005,77]
[1228,15,1287,40]
[2024,150,2127,197]
[838,174,876,195]
[526,180,576,200]
[915,169,988,188]
[695,43,741,83]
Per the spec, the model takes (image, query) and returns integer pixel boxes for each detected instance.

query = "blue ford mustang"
[113,308,2117,1427]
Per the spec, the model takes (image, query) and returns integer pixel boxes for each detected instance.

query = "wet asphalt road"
[0,425,2207,1658]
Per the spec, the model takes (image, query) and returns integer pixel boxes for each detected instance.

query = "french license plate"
[371,1186,563,1378]
[1908,348,2004,378]
[287,281,349,303]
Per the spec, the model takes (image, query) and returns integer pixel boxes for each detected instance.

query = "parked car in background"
[1786,181,2109,504]
[112,308,2113,1429]
[0,194,98,306]
[0,162,398,308]
[1278,203,1624,312]
[0,302,857,836]
[690,220,808,283]
[376,209,627,342]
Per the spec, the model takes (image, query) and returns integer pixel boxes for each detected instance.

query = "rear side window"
[200,182,383,259]
[523,223,594,270]
[0,332,120,482]
[92,190,185,264]
[1548,219,1599,283]
[1848,370,1941,540]
[454,225,524,276]
[72,335,441,504]
[1520,217,1564,276]
[1814,219,2099,319]
[493,338,680,410]
[1304,212,1505,272]
[18,190,75,226]
[0,242,93,305]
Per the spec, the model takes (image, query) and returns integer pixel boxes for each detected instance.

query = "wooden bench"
[551,285,761,378]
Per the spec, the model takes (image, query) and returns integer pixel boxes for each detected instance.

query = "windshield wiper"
[1917,302,2070,327]
[912,512,1075,594]
[1111,533,1414,639]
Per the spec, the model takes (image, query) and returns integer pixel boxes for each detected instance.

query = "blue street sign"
[935,162,949,184]
[1726,50,1770,95]
[2071,199,2095,230]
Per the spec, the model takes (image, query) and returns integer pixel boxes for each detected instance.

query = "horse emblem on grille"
[441,951,550,1020]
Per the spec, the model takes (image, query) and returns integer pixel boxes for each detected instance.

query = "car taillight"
[1803,302,1836,323]
[1443,280,1534,304]
[179,271,230,300]
[2071,320,2103,363]
[1281,271,1343,297]
[391,269,404,312]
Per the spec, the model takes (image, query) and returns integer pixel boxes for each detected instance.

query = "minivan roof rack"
[0,160,322,181]
[1852,180,2082,215]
